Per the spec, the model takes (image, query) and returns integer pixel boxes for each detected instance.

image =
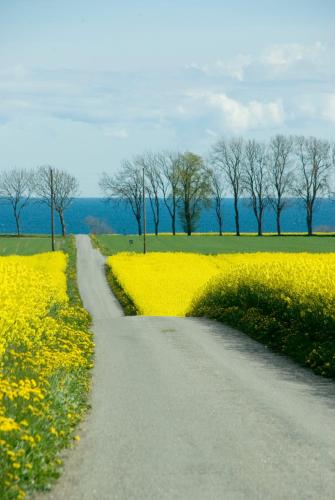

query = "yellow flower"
[107,251,335,319]
[0,417,20,432]
[0,250,93,492]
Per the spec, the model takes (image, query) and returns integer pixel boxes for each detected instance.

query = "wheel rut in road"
[46,234,335,500]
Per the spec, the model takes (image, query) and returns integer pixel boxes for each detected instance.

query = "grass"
[62,237,88,309]
[0,235,65,256]
[93,233,335,255]
[105,265,137,315]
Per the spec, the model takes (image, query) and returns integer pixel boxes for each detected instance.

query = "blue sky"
[0,0,334,195]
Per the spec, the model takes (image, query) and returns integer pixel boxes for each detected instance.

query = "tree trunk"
[257,206,264,236]
[172,214,176,235]
[306,207,313,236]
[186,213,192,235]
[184,199,192,235]
[137,217,142,236]
[218,216,223,236]
[276,209,281,236]
[186,214,192,236]
[155,201,159,236]
[15,213,21,237]
[257,218,262,236]
[59,211,66,237]
[234,196,240,236]
[172,198,177,235]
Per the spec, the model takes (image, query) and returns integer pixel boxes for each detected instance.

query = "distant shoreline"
[0,198,334,235]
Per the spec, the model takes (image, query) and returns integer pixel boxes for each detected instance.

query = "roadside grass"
[0,235,65,256]
[105,266,137,315]
[93,233,335,255]
[0,236,93,499]
[188,256,335,378]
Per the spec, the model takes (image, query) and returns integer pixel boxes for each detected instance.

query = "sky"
[0,0,334,196]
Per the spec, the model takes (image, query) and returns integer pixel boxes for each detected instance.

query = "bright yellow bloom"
[107,252,335,317]
[0,417,20,432]
[108,252,228,315]
[0,251,93,496]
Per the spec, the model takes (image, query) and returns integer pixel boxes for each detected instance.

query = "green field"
[93,234,335,255]
[1,233,334,256]
[0,236,66,255]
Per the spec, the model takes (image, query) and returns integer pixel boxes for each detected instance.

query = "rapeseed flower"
[0,251,93,499]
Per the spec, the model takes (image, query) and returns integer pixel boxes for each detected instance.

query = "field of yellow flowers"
[0,250,93,499]
[107,252,230,316]
[108,252,335,377]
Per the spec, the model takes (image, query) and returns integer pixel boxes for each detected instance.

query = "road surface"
[47,234,335,500]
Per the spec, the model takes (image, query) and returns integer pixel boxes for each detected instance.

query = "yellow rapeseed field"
[0,252,93,499]
[107,252,229,315]
[108,252,335,317]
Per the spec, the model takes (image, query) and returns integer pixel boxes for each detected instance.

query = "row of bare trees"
[100,135,335,236]
[0,166,78,236]
[212,135,334,236]
[100,151,212,236]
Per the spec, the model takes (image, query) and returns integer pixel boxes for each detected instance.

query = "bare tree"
[0,168,35,236]
[177,152,211,235]
[268,135,294,235]
[206,164,225,235]
[157,151,181,235]
[211,137,244,236]
[293,136,331,236]
[53,170,79,237]
[36,166,79,237]
[330,143,335,200]
[100,159,143,235]
[243,140,269,236]
[137,153,161,236]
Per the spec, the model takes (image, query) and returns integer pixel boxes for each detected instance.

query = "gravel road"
[46,235,335,500]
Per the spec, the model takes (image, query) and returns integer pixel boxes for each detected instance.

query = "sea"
[0,198,334,235]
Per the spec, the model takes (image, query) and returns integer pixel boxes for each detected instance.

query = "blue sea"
[0,198,334,235]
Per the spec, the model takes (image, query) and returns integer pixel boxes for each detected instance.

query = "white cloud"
[0,98,31,113]
[185,54,252,81]
[299,101,316,117]
[176,104,187,115]
[102,126,128,139]
[215,54,252,81]
[0,67,160,126]
[261,41,325,70]
[185,62,207,73]
[205,128,218,137]
[322,95,335,123]
[0,65,30,79]
[297,95,335,124]
[186,41,328,82]
[185,90,284,131]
